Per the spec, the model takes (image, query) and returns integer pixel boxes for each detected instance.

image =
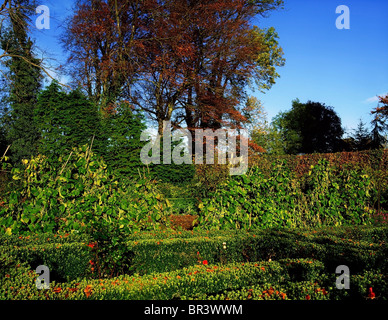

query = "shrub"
[0,145,172,236]
[197,159,376,230]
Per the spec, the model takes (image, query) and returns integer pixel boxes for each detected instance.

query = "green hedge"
[197,159,380,229]
[2,259,386,300]
[193,270,388,301]
[124,229,386,275]
[0,259,315,300]
[1,226,386,282]
[0,242,91,283]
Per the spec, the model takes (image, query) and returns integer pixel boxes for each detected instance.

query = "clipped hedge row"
[2,259,386,300]
[0,259,320,300]
[0,242,92,283]
[190,270,388,301]
[124,225,387,275]
[1,226,386,281]
[0,232,89,247]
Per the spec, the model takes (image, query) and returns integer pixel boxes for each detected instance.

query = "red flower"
[87,242,96,248]
[202,260,208,265]
[368,287,376,299]
[306,295,311,300]
[89,260,94,265]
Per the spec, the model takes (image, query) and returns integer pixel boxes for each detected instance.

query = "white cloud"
[364,93,388,104]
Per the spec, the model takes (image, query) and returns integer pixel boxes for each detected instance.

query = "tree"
[0,0,42,163]
[371,94,388,128]
[63,0,285,139]
[370,115,387,150]
[34,81,101,163]
[62,0,154,112]
[0,121,6,155]
[100,102,147,178]
[352,119,372,151]
[247,96,284,154]
[274,99,344,154]
[368,94,388,150]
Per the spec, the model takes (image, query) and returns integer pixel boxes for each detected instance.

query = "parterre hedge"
[1,226,386,299]
[1,258,386,300]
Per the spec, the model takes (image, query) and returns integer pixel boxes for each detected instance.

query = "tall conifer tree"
[0,0,42,163]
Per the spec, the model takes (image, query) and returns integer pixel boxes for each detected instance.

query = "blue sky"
[31,0,388,135]
[255,0,388,134]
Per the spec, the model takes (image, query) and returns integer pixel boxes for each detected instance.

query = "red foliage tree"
[63,0,284,156]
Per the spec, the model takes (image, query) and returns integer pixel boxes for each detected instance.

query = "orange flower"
[68,288,78,293]
[54,287,62,293]
[84,285,93,298]
[202,260,208,265]
[177,275,181,279]
[261,267,265,271]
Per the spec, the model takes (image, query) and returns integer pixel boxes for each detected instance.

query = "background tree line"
[0,0,387,184]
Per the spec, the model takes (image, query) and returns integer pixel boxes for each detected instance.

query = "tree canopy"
[273,99,344,154]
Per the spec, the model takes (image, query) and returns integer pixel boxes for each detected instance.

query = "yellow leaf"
[5,228,12,236]
[165,198,171,207]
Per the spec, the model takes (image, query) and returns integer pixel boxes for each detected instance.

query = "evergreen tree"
[101,103,147,178]
[352,119,372,151]
[35,81,101,163]
[34,81,67,159]
[0,1,42,163]
[0,123,7,156]
[370,116,387,150]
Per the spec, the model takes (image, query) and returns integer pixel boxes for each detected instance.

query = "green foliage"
[191,163,230,200]
[99,103,147,179]
[198,159,376,230]
[301,159,374,226]
[0,226,386,300]
[2,258,386,300]
[0,145,172,236]
[0,242,91,283]
[148,163,196,184]
[0,8,42,163]
[273,99,344,154]
[34,81,101,165]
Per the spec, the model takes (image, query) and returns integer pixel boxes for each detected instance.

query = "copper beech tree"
[63,0,285,154]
